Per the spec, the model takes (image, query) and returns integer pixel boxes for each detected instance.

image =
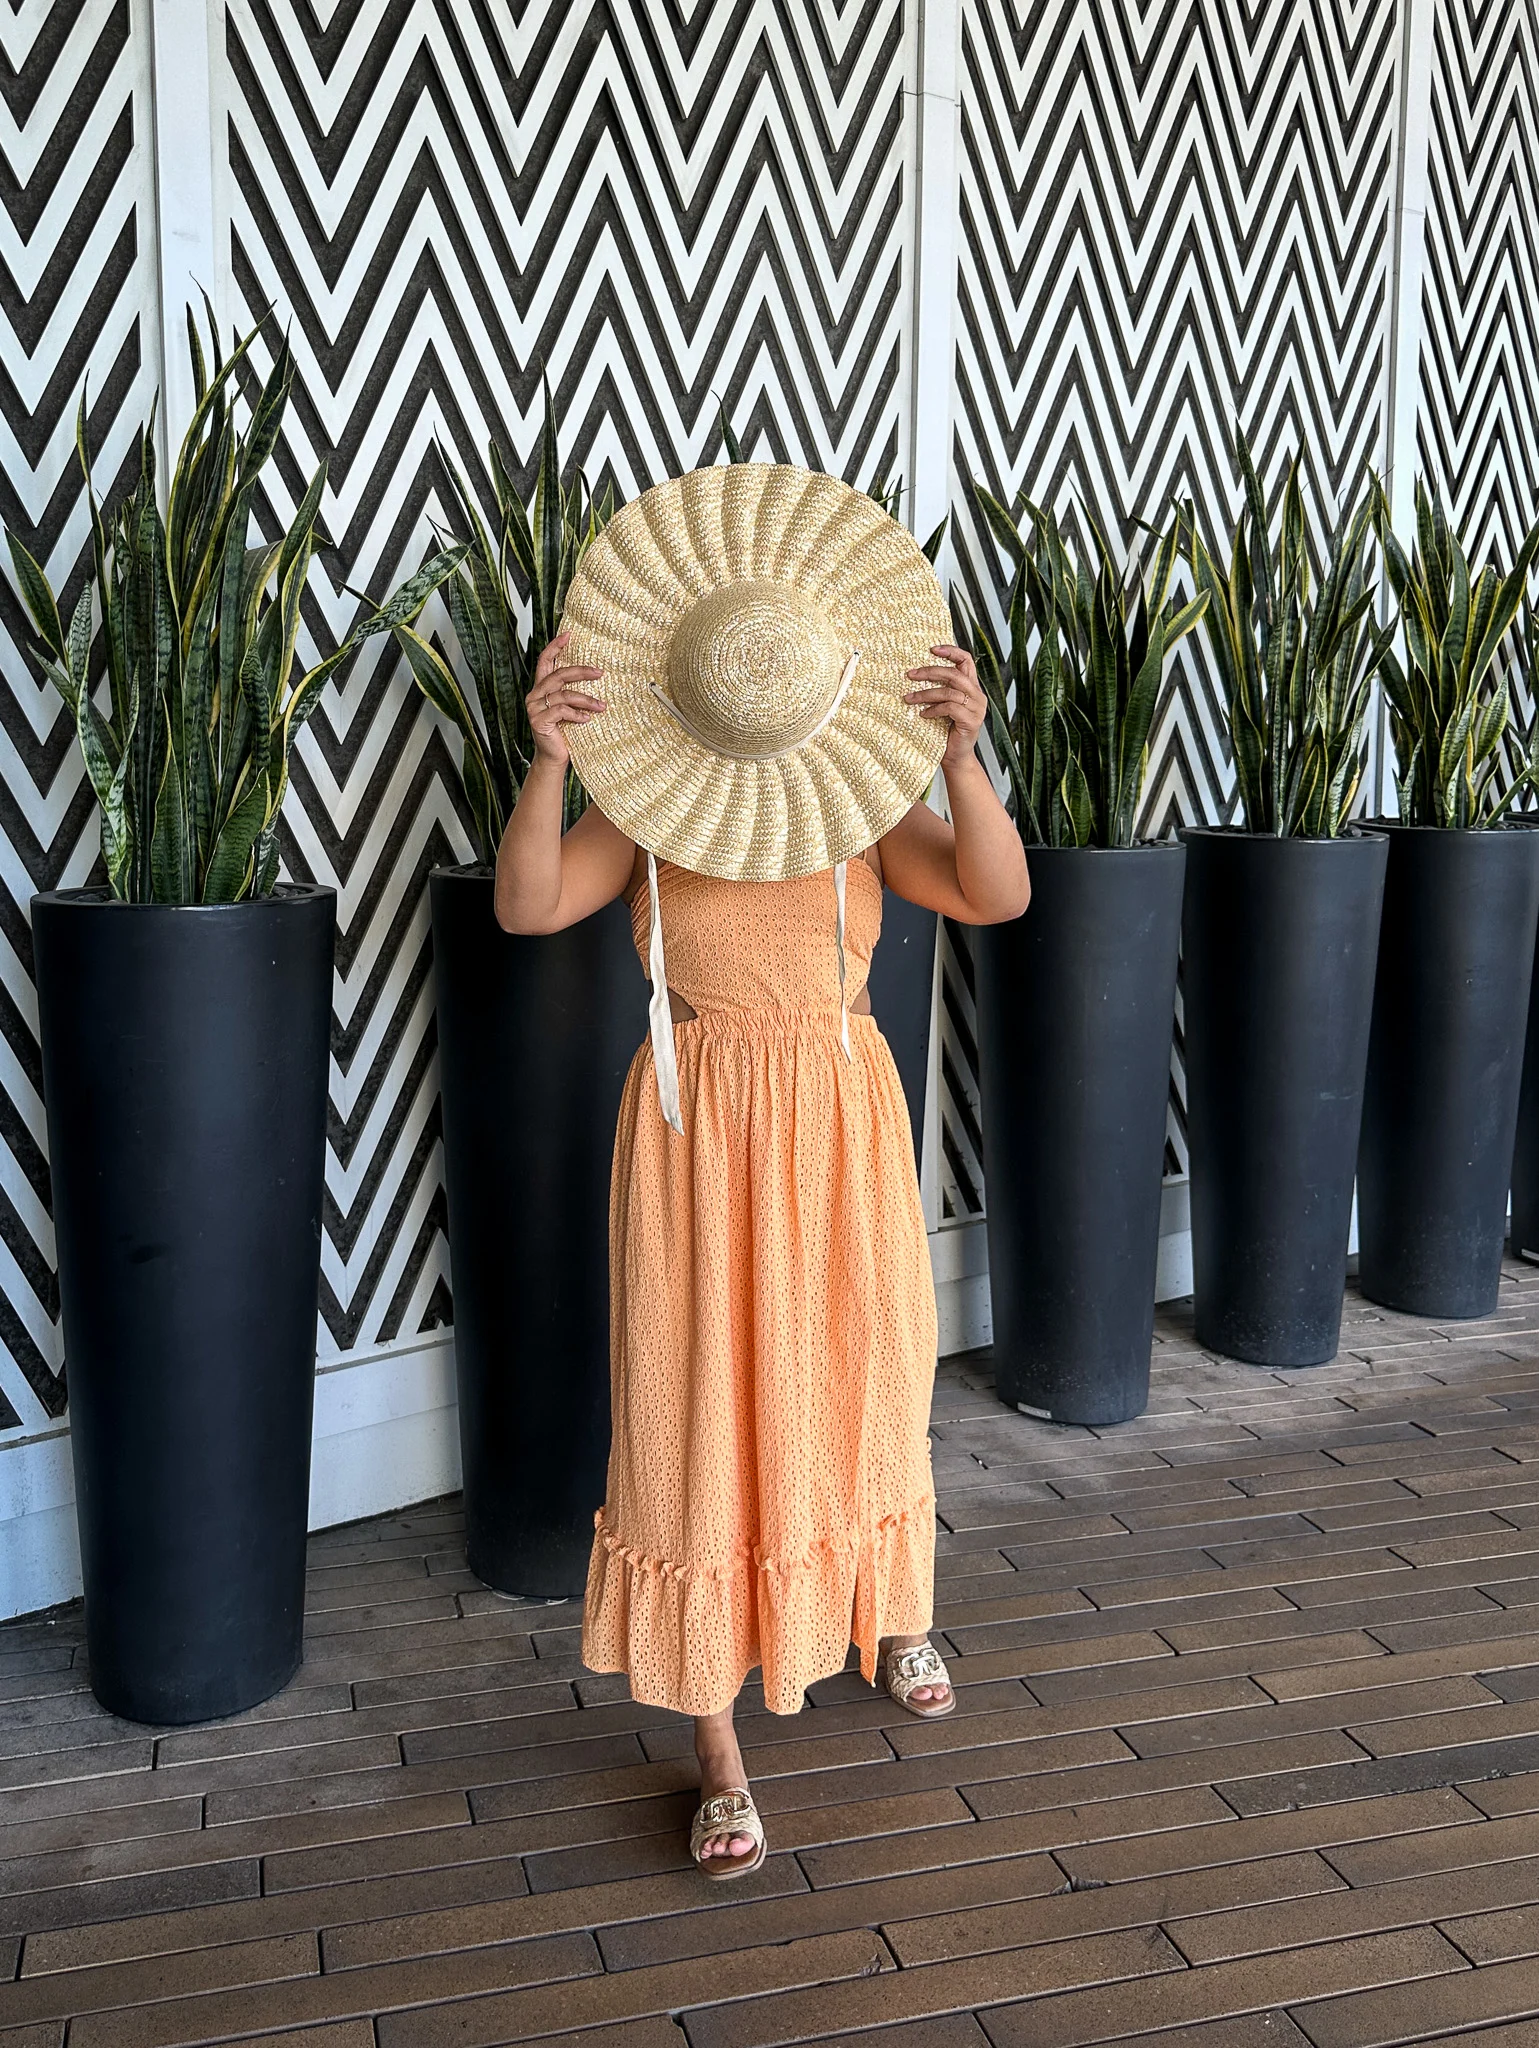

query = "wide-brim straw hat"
[562,463,953,881]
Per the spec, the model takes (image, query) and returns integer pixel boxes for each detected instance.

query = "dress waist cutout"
[629,859,883,1132]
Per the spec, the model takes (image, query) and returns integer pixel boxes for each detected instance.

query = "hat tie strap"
[646,851,684,1135]
[834,860,851,1060]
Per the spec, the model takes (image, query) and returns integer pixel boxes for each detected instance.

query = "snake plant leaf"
[202,767,270,903]
[76,678,131,896]
[392,619,500,858]
[149,724,191,903]
[532,378,563,649]
[1118,618,1167,844]
[974,486,1028,567]
[63,586,92,719]
[277,462,327,594]
[1060,752,1093,847]
[443,573,495,762]
[921,515,949,564]
[186,302,207,409]
[181,585,217,870]
[5,532,66,665]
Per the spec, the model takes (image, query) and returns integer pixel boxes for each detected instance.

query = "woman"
[495,466,1028,1878]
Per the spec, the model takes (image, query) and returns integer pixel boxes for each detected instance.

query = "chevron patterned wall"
[1417,0,1539,568]
[220,0,918,1358]
[0,0,161,1437]
[934,0,1404,1216]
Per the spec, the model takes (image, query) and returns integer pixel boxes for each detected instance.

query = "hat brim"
[562,465,952,881]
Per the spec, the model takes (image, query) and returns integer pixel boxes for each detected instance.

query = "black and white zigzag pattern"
[223,0,916,1356]
[0,0,160,1432]
[2,0,1530,1420]
[1418,0,1539,566]
[937,0,1402,1213]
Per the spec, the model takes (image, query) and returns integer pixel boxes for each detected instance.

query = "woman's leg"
[880,1633,952,1706]
[693,1700,758,1864]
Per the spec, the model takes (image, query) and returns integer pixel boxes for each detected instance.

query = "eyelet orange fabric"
[581,858,939,1717]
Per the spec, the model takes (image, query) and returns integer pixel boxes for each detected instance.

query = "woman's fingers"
[930,641,978,674]
[539,666,605,692]
[528,673,606,762]
[533,632,573,684]
[904,685,970,715]
[532,685,606,718]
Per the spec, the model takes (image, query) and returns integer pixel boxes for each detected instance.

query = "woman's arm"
[877,643,1031,924]
[494,633,637,933]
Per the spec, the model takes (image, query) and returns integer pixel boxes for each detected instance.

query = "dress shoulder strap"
[645,852,684,1135]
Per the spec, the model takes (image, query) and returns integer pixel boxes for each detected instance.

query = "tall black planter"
[32,887,335,1725]
[866,889,937,1169]
[1359,825,1539,1316]
[1514,940,1539,1257]
[432,870,649,1598]
[977,844,1183,1425]
[1181,829,1388,1366]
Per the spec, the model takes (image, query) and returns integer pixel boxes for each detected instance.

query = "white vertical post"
[908,0,964,574]
[1386,0,1437,540]
[1376,0,1437,809]
[907,0,964,1229]
[148,0,222,453]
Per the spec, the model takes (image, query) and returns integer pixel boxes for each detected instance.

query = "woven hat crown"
[666,580,848,760]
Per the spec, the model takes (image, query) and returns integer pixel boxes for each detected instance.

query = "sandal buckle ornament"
[882,1640,957,1719]
[689,1786,767,1880]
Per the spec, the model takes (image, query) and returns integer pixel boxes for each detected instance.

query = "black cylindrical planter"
[432,870,649,1597]
[866,889,937,1170]
[1181,829,1388,1366]
[32,886,335,1725]
[1513,936,1539,1256]
[1359,824,1539,1316]
[977,844,1183,1425]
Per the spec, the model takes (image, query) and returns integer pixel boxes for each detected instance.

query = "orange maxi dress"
[581,856,940,1716]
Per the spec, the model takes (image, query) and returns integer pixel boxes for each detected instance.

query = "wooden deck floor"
[10,1273,1539,2045]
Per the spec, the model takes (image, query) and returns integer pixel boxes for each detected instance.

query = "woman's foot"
[880,1633,954,1710]
[693,1705,758,1869]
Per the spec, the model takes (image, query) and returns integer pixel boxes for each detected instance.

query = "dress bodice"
[629,857,882,1016]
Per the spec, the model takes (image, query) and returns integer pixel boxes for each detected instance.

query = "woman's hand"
[494,632,631,934]
[528,631,605,768]
[904,644,987,770]
[883,641,1029,925]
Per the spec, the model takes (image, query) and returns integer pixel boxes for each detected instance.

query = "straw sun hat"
[561,463,953,882]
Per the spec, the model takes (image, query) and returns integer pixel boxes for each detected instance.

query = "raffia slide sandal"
[689,1787,767,1880]
[881,1640,957,1719]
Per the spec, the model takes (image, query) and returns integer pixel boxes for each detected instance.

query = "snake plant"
[1184,432,1396,838]
[6,304,461,903]
[1370,478,1539,827]
[393,383,616,860]
[962,488,1206,847]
